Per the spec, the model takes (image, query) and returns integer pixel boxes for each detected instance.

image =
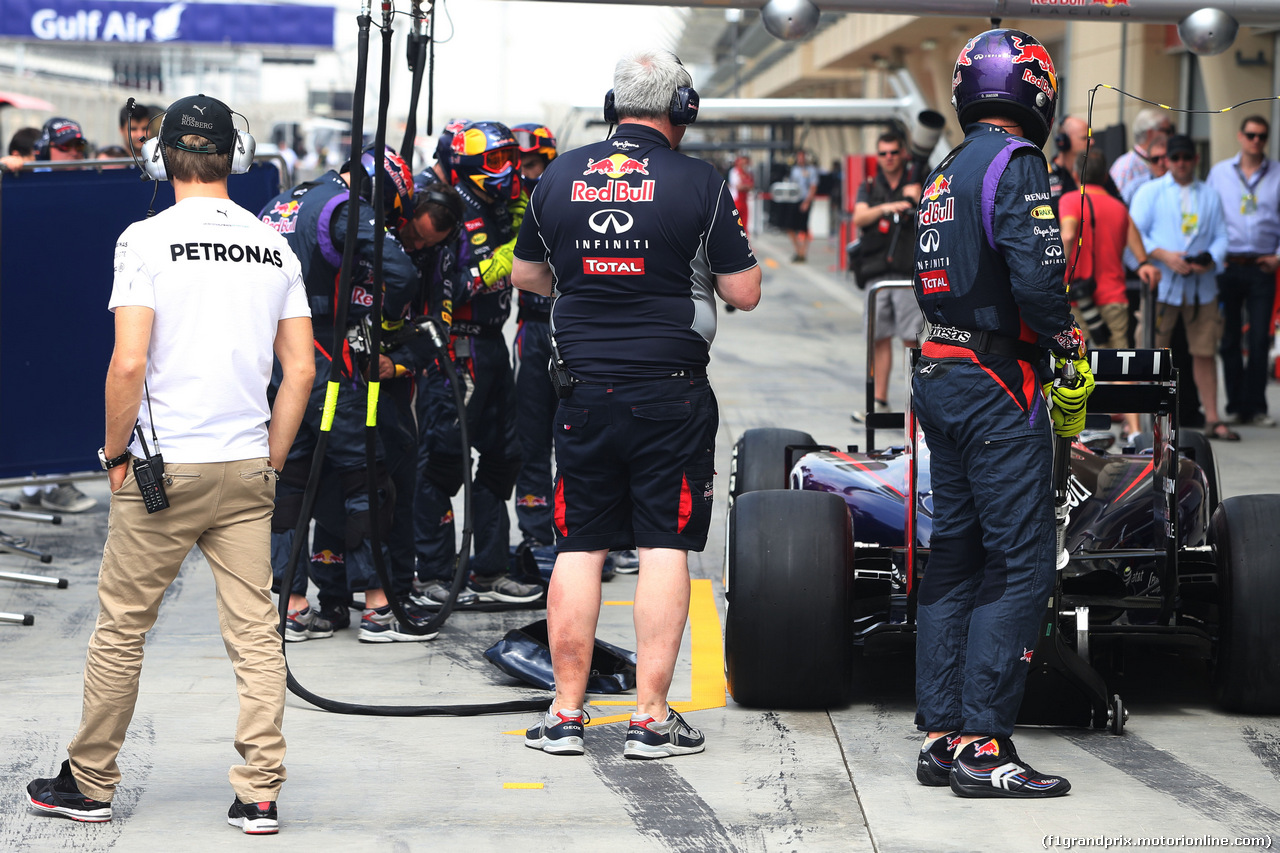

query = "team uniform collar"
[611,123,671,148]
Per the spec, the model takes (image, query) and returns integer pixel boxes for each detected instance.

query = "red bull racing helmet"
[512,123,557,161]
[435,117,468,164]
[951,28,1058,149]
[450,120,520,200]
[353,144,415,229]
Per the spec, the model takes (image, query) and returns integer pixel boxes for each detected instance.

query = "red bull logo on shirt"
[582,154,650,178]
[924,175,951,201]
[571,180,656,203]
[515,494,548,508]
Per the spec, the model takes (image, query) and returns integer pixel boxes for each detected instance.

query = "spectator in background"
[1207,115,1280,428]
[118,103,151,156]
[1048,115,1087,213]
[852,131,922,417]
[787,149,819,263]
[96,145,129,169]
[1111,107,1175,205]
[35,118,88,163]
[1131,134,1235,440]
[1059,151,1160,439]
[1,126,40,171]
[728,154,755,236]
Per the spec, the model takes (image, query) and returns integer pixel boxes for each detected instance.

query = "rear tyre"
[729,428,817,500]
[725,489,853,708]
[1211,494,1280,712]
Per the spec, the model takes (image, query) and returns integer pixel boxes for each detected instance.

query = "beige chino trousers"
[67,457,287,804]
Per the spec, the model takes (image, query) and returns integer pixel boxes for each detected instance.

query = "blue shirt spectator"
[1131,171,1228,307]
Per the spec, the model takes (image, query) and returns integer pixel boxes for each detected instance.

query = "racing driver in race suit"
[910,28,1094,799]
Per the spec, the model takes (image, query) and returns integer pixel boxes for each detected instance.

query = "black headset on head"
[602,55,700,128]
[1054,115,1072,153]
[412,183,465,243]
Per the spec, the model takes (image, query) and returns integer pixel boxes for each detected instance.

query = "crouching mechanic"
[27,94,313,833]
[909,30,1093,798]
[514,49,760,758]
[260,144,436,642]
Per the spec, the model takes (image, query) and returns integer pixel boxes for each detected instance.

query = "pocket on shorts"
[557,406,590,429]
[630,400,692,422]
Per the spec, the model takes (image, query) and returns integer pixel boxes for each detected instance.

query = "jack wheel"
[1109,694,1126,735]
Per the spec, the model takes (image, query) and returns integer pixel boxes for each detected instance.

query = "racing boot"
[949,736,1071,798]
[916,732,960,787]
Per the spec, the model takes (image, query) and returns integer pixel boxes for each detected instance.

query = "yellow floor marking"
[602,601,634,606]
[764,257,779,269]
[503,783,544,789]
[506,579,726,733]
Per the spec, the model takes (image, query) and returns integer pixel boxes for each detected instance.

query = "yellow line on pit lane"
[506,579,726,731]
[503,782,545,789]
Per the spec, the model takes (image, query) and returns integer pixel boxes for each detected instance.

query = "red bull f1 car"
[724,348,1280,729]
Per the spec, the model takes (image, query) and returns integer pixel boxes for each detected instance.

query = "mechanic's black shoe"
[525,708,589,755]
[624,708,705,759]
[916,732,959,787]
[227,799,278,834]
[949,736,1071,798]
[27,760,112,822]
[468,573,544,604]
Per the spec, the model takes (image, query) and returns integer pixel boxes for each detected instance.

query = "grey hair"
[612,49,693,122]
[1133,107,1169,144]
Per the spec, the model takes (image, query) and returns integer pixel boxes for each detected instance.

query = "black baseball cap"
[160,94,235,155]
[1166,134,1196,157]
[43,118,85,148]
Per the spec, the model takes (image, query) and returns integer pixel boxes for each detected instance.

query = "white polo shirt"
[110,196,310,463]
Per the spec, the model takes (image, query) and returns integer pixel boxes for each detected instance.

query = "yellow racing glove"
[508,190,529,232]
[477,237,516,287]
[1042,356,1095,438]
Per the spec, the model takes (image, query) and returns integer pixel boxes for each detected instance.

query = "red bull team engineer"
[911,29,1093,798]
[512,48,760,758]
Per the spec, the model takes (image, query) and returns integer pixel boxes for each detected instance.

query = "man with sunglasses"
[852,130,923,415]
[1112,108,1175,206]
[1207,116,1280,429]
[1131,135,1234,440]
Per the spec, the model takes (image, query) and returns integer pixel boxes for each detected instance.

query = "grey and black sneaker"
[40,484,97,513]
[358,604,439,643]
[467,573,544,604]
[27,760,112,822]
[227,799,278,834]
[409,580,479,609]
[610,549,640,574]
[284,606,333,642]
[949,736,1071,798]
[917,732,960,786]
[525,708,590,755]
[624,708,705,759]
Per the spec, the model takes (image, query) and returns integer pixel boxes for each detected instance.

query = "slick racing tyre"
[725,489,852,708]
[729,428,816,501]
[1211,494,1280,712]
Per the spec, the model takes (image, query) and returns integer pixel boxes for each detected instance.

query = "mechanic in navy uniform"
[509,123,563,568]
[910,29,1094,797]
[513,49,760,758]
[259,145,436,642]
[411,121,543,607]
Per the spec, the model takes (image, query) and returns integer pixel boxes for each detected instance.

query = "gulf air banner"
[0,0,334,47]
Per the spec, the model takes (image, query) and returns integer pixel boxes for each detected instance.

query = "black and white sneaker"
[950,736,1071,798]
[525,708,590,755]
[409,580,479,609]
[467,573,544,604]
[624,708,705,759]
[917,732,960,787]
[27,760,112,822]
[610,549,639,574]
[227,799,278,834]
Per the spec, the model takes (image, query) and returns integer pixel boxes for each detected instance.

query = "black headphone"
[413,184,465,242]
[1054,116,1072,153]
[603,85,700,127]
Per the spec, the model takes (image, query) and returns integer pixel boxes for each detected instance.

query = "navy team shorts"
[552,374,717,553]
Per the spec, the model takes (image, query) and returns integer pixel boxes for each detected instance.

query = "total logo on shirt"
[583,256,645,275]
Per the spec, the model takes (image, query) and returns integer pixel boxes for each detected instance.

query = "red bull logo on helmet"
[1010,35,1057,91]
[956,35,980,67]
[582,154,651,178]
